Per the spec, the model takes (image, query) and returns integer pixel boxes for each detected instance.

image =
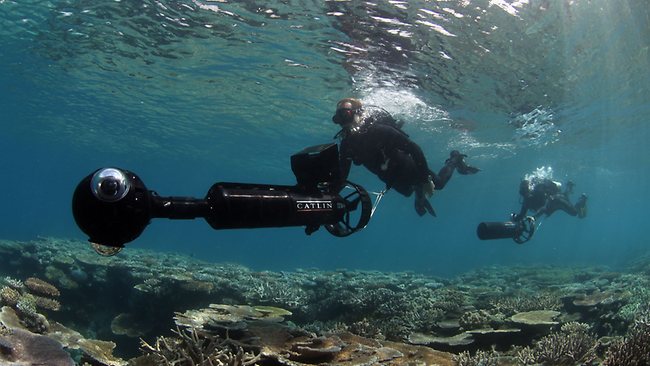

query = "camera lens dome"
[90,168,130,202]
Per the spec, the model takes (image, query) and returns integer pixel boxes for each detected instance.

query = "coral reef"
[1,305,126,366]
[515,322,597,365]
[24,277,62,297]
[132,303,456,366]
[0,327,75,366]
[453,350,499,366]
[0,276,61,333]
[2,237,650,364]
[134,327,261,366]
[602,311,650,366]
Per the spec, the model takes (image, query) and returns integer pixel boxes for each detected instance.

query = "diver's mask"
[333,107,358,126]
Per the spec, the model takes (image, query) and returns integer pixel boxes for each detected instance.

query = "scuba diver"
[332,97,479,217]
[477,170,587,244]
[513,177,588,221]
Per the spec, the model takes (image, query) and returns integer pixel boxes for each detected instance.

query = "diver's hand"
[422,176,435,198]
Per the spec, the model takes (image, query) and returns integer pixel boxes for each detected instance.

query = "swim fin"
[415,197,436,217]
[446,150,480,175]
[457,164,480,175]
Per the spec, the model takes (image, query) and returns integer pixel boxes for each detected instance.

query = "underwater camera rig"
[476,216,536,244]
[72,143,372,255]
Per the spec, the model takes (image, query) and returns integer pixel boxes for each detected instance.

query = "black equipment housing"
[72,143,371,249]
[476,217,536,244]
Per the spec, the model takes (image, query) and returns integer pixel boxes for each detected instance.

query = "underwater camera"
[476,216,536,244]
[72,143,371,256]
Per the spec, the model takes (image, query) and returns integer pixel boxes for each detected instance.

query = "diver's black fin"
[457,164,480,175]
[415,198,436,217]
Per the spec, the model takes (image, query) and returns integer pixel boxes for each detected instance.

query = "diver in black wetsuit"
[332,98,479,217]
[512,177,588,221]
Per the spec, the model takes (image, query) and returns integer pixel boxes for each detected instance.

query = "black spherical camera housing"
[72,168,151,248]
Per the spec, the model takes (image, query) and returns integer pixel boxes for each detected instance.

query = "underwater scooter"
[72,143,372,256]
[476,215,536,244]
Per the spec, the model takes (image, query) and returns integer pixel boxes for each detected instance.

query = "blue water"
[1,0,649,277]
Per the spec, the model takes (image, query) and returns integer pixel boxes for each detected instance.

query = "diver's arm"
[339,157,352,185]
[516,201,529,221]
[336,139,353,192]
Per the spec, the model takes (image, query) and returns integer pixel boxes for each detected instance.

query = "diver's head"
[333,98,362,127]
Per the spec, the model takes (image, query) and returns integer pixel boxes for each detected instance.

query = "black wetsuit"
[336,107,455,197]
[517,178,580,219]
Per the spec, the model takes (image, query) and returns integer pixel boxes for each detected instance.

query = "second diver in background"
[513,176,588,222]
[476,169,588,244]
[332,97,479,217]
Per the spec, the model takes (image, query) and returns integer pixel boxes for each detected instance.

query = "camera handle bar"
[72,144,372,255]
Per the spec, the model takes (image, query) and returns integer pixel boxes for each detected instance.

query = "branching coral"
[515,322,596,365]
[489,291,562,316]
[452,350,499,366]
[32,294,61,311]
[139,326,261,366]
[348,287,445,340]
[347,318,384,339]
[0,286,20,307]
[1,277,24,290]
[602,312,650,366]
[244,277,308,309]
[459,310,493,330]
[24,277,61,297]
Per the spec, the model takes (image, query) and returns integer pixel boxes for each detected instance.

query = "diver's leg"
[431,165,454,190]
[547,196,578,216]
[431,150,479,190]
[385,151,435,216]
[448,150,480,175]
[575,194,587,218]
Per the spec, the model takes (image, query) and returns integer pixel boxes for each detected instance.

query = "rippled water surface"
[1,0,649,275]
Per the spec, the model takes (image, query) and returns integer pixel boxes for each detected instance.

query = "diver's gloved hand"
[422,175,435,199]
[415,189,436,217]
[565,180,575,195]
[446,150,480,175]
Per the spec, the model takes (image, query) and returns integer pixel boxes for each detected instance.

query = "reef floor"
[1,237,650,365]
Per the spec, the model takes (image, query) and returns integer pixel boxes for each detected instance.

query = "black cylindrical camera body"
[476,221,521,240]
[205,183,344,230]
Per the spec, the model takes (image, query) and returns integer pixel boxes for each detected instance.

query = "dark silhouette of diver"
[512,177,587,222]
[332,98,479,217]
